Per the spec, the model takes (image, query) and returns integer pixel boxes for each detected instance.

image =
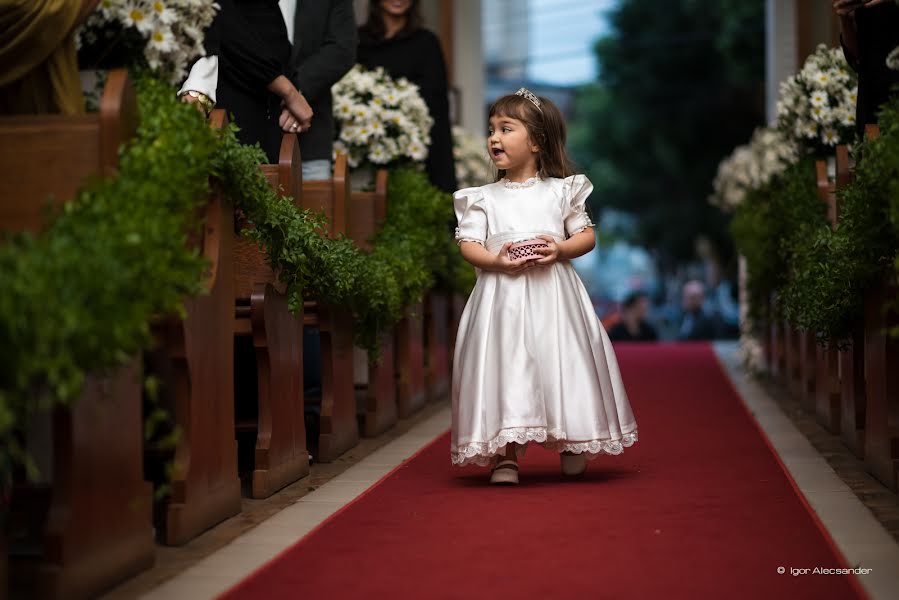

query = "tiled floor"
[104,343,899,600]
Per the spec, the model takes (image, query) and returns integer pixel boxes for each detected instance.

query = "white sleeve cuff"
[178,56,219,103]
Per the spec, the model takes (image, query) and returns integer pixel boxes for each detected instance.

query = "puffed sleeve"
[562,174,596,237]
[453,187,487,246]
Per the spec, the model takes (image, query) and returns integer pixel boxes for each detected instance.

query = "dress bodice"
[453,175,595,253]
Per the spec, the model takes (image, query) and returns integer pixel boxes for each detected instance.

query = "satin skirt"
[451,235,638,467]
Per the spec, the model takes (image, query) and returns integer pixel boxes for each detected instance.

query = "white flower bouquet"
[77,0,218,85]
[775,44,858,155]
[710,127,798,212]
[452,126,491,188]
[331,65,433,169]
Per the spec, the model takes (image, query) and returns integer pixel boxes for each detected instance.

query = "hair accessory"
[515,87,542,111]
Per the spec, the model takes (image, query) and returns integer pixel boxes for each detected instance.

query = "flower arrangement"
[77,0,218,85]
[452,126,491,188]
[331,65,433,169]
[710,127,798,212]
[775,44,858,156]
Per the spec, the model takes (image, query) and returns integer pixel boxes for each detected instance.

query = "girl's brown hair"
[359,0,423,44]
[488,93,576,181]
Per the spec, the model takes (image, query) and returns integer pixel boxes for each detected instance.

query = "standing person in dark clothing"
[834,0,899,132]
[285,0,357,180]
[181,0,312,163]
[608,291,659,342]
[356,0,457,192]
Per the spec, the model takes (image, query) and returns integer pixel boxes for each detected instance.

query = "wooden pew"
[812,156,841,432]
[449,293,467,368]
[301,155,359,462]
[232,133,309,499]
[797,328,816,412]
[832,145,865,456]
[0,70,155,599]
[767,293,784,380]
[396,302,427,418]
[346,170,399,437]
[783,320,803,397]
[860,124,899,492]
[146,109,242,545]
[425,290,451,402]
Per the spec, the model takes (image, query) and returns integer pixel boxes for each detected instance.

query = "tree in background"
[570,0,765,270]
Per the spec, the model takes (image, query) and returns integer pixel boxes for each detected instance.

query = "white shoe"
[560,452,587,477]
[490,459,520,485]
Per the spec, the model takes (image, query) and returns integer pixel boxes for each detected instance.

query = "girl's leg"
[560,450,587,476]
[490,443,520,485]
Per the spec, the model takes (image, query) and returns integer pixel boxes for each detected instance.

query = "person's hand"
[179,91,210,116]
[279,89,313,133]
[531,236,562,267]
[492,243,537,275]
[834,0,890,16]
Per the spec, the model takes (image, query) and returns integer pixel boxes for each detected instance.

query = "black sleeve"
[418,31,457,192]
[839,34,860,73]
[215,0,287,90]
[292,0,357,101]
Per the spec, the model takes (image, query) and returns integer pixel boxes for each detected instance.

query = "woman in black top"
[208,0,312,162]
[357,0,457,192]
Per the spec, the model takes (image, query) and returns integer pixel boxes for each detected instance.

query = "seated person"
[677,280,718,341]
[608,291,659,342]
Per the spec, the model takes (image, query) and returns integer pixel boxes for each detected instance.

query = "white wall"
[766,0,798,124]
[454,0,485,136]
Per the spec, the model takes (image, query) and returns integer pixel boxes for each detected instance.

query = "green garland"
[0,75,216,472]
[779,100,899,343]
[212,133,473,355]
[731,157,827,324]
[0,73,475,482]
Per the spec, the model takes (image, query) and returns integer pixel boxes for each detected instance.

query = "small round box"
[507,239,549,261]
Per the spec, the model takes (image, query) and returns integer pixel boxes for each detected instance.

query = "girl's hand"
[532,235,561,266]
[493,242,537,274]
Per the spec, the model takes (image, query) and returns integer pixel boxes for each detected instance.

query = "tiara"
[515,87,541,110]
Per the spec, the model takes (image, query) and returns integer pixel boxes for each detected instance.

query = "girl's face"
[487,114,539,176]
[380,0,412,17]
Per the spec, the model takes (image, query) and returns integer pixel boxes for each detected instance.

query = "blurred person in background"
[677,280,717,341]
[608,291,659,342]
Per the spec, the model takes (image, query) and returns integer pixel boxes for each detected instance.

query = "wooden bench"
[860,124,899,492]
[145,108,242,545]
[767,293,785,380]
[425,290,451,402]
[812,156,840,432]
[346,170,399,437]
[396,302,427,418]
[301,155,359,462]
[0,70,155,599]
[836,143,866,457]
[232,133,310,498]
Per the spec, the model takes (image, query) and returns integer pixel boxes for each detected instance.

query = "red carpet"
[220,343,867,599]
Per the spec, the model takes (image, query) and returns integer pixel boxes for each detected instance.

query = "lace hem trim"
[451,427,638,467]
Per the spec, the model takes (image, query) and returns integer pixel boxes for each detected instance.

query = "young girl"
[451,88,638,484]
